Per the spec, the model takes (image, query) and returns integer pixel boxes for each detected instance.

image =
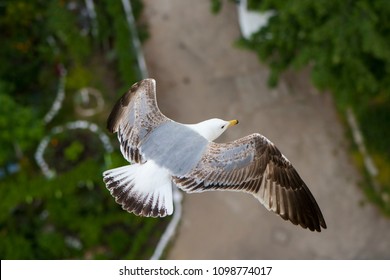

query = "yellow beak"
[228,119,239,127]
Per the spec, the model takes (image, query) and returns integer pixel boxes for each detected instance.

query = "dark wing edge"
[103,165,173,218]
[173,133,327,232]
[106,78,170,163]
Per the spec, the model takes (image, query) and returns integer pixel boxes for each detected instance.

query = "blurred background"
[1,0,390,259]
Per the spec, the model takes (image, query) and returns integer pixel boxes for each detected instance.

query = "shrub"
[241,0,390,108]
[0,160,162,259]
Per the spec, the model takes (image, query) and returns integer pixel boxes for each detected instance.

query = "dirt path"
[142,0,390,259]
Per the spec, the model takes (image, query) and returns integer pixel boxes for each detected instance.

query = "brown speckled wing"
[107,79,170,163]
[173,133,327,232]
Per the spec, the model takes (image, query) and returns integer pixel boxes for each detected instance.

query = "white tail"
[103,161,173,217]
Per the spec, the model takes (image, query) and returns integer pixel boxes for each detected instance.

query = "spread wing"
[173,133,327,232]
[107,78,170,163]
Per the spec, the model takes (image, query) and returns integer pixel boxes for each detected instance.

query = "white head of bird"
[187,118,239,141]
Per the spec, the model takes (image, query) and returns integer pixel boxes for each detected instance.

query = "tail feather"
[103,162,173,217]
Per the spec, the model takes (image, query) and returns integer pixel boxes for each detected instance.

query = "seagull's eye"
[221,125,225,129]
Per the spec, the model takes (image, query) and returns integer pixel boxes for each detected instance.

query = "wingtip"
[141,78,156,84]
[106,80,142,133]
[140,78,156,95]
[106,100,123,133]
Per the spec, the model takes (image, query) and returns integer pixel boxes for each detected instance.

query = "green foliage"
[103,0,141,91]
[357,95,390,159]
[0,0,55,102]
[210,0,223,14]
[0,160,163,259]
[131,0,149,43]
[356,94,390,204]
[46,0,91,63]
[44,130,107,173]
[64,141,85,162]
[210,0,239,14]
[66,63,93,92]
[92,0,146,93]
[0,83,44,165]
[242,0,390,105]
[0,0,167,259]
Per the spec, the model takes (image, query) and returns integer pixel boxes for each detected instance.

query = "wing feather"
[173,133,326,232]
[107,79,170,163]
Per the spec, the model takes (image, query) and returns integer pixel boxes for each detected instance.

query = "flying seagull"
[103,78,327,232]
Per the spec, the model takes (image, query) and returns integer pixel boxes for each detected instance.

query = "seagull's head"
[193,118,239,141]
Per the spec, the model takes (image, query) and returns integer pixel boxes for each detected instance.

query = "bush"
[0,0,167,259]
[0,85,44,166]
[0,0,55,102]
[0,160,162,259]
[101,0,142,92]
[241,0,390,107]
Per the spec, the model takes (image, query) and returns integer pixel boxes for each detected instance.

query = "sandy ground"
[141,0,390,259]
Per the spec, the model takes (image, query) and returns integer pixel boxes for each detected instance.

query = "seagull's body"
[103,79,327,232]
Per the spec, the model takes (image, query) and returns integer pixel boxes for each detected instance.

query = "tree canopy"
[0,82,43,166]
[242,0,390,107]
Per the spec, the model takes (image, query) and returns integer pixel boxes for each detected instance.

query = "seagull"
[103,78,327,232]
